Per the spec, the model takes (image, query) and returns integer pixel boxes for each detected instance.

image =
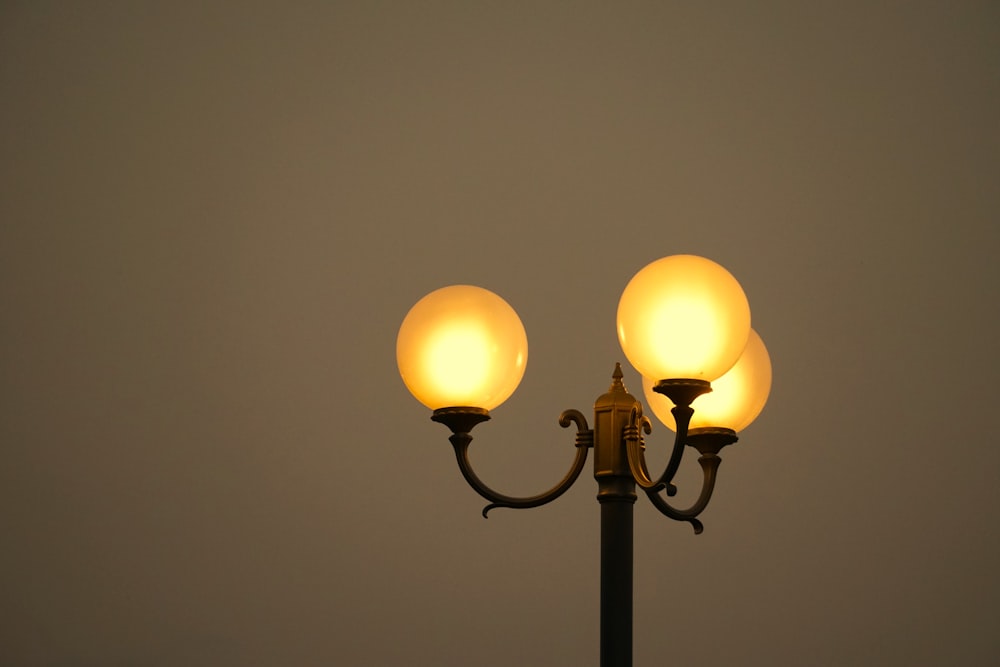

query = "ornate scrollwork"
[625,402,739,534]
[432,406,593,518]
[624,402,684,495]
[430,373,738,533]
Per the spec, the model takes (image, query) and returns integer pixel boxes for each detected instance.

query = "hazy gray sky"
[2,2,998,665]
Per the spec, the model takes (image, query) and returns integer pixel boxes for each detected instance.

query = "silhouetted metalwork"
[429,363,740,667]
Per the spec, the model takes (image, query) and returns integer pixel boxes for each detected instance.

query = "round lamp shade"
[397,285,528,411]
[617,255,751,381]
[642,328,772,432]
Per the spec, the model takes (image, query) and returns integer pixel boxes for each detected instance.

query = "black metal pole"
[599,479,635,667]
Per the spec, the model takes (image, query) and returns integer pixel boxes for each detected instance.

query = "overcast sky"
[2,2,999,665]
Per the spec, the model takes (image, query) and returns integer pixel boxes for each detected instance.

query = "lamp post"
[396,255,772,667]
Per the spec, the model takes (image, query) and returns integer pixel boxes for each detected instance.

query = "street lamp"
[396,254,772,667]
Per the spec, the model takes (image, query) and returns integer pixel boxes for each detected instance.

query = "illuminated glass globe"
[617,255,751,381]
[642,328,772,432]
[397,285,528,411]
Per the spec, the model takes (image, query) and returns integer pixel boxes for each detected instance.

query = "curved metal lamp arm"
[624,379,711,495]
[643,454,720,535]
[431,407,593,518]
[643,428,739,534]
[624,403,692,496]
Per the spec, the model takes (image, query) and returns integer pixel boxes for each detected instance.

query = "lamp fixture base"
[431,407,491,436]
[652,378,712,408]
[686,427,739,455]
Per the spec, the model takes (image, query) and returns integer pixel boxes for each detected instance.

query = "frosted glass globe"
[397,285,528,411]
[642,329,772,432]
[617,255,751,381]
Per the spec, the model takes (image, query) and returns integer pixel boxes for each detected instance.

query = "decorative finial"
[609,362,626,392]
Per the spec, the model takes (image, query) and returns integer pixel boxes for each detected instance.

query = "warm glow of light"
[421,321,494,399]
[617,255,751,381]
[397,285,527,410]
[643,329,772,432]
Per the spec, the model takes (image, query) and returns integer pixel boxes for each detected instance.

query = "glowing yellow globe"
[642,328,772,432]
[617,255,751,381]
[397,285,528,411]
